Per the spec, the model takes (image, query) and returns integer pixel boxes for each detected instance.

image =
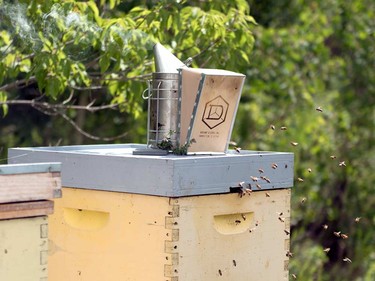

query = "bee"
[307,168,312,173]
[235,220,241,225]
[245,188,252,195]
[258,168,264,173]
[291,273,297,279]
[261,176,271,183]
[277,212,283,216]
[286,250,293,258]
[339,161,346,167]
[270,124,275,130]
[322,224,329,230]
[266,192,271,197]
[297,177,304,182]
[330,155,337,159]
[233,260,237,267]
[333,231,341,237]
[272,163,278,169]
[284,229,290,235]
[323,248,331,253]
[256,184,262,189]
[355,217,361,223]
[218,269,222,276]
[340,233,349,239]
[250,176,259,182]
[255,221,259,227]
[301,197,307,204]
[278,217,285,222]
[234,146,241,153]
[290,142,299,146]
[249,227,256,233]
[343,257,352,263]
[316,106,323,112]
[280,126,287,130]
[241,214,246,220]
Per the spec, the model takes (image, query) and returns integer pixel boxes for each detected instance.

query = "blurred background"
[0,0,374,280]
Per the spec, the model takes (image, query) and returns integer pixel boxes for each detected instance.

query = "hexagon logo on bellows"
[202,95,229,129]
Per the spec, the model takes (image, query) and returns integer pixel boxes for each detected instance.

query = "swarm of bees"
[234,105,355,280]
[264,106,355,280]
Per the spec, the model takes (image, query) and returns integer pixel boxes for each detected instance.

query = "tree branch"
[59,112,129,141]
[0,76,37,92]
[0,99,122,112]
[30,104,129,141]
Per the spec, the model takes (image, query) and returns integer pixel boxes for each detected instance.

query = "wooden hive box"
[9,144,293,281]
[0,163,61,281]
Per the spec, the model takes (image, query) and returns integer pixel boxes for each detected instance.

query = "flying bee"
[256,184,262,189]
[355,217,361,223]
[334,231,341,237]
[277,212,283,216]
[291,273,297,279]
[343,257,352,263]
[266,192,271,197]
[280,126,287,130]
[218,269,222,276]
[284,229,290,235]
[307,168,312,173]
[330,155,337,159]
[323,248,331,253]
[290,142,299,146]
[272,163,278,169]
[258,168,264,173]
[297,177,304,182]
[278,217,285,222]
[316,106,323,112]
[340,233,349,239]
[270,124,275,130]
[322,224,329,230]
[241,214,246,220]
[339,161,346,167]
[250,176,259,182]
[234,146,241,153]
[233,260,237,267]
[286,251,293,258]
[235,220,241,225]
[301,197,307,204]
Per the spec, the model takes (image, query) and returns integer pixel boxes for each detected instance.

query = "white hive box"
[8,144,293,281]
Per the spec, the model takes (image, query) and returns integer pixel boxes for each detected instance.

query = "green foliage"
[0,1,374,280]
[234,0,375,280]
[0,0,255,155]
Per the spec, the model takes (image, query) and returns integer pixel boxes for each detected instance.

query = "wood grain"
[0,200,54,220]
[0,172,62,203]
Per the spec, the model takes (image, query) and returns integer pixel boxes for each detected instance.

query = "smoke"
[1,2,155,61]
[0,2,41,52]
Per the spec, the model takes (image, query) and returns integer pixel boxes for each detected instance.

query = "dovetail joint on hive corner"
[164,204,180,280]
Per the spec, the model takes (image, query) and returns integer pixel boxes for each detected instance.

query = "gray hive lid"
[8,144,294,197]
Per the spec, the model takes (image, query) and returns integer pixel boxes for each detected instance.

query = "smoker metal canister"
[148,72,180,148]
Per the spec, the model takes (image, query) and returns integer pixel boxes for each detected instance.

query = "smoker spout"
[153,43,187,73]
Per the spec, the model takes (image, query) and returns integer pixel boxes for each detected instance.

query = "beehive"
[9,144,293,281]
[0,163,61,281]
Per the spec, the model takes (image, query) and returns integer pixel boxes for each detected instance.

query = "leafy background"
[0,0,374,280]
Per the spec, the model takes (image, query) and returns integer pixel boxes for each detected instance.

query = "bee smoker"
[144,43,187,149]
